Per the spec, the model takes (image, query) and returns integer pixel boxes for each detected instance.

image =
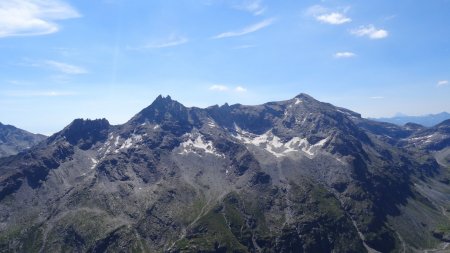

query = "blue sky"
[0,0,449,135]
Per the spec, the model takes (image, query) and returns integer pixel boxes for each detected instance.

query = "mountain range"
[0,122,46,158]
[373,112,450,127]
[1,94,450,252]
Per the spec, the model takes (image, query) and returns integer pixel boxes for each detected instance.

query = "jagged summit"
[49,118,110,150]
[294,93,316,101]
[134,95,186,120]
[127,95,192,135]
[152,94,173,104]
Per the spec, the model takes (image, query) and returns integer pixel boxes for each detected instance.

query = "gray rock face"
[404,119,450,151]
[0,122,46,158]
[1,94,450,253]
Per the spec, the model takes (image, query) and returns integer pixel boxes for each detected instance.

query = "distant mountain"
[0,122,46,158]
[1,94,450,252]
[373,112,450,127]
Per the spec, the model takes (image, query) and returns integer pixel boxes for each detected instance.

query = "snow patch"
[117,134,143,151]
[90,158,98,170]
[336,108,359,120]
[294,98,303,105]
[234,128,328,158]
[409,134,438,144]
[207,120,217,128]
[153,125,160,130]
[337,109,353,116]
[178,134,223,157]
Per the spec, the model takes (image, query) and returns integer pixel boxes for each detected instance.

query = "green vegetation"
[175,204,249,252]
[44,209,125,252]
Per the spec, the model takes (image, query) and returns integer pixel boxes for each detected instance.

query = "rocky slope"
[0,94,449,253]
[0,122,46,158]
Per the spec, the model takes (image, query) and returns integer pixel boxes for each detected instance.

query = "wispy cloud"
[383,15,397,21]
[0,0,80,38]
[233,0,266,16]
[6,80,33,86]
[306,5,351,25]
[4,90,77,97]
[209,84,248,93]
[209,85,229,91]
[351,25,388,39]
[21,59,87,75]
[317,13,351,25]
[130,34,189,49]
[370,96,384,99]
[235,86,247,92]
[212,18,275,39]
[334,52,356,58]
[44,60,87,74]
[437,80,449,87]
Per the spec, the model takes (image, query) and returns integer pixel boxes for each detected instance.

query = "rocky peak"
[128,95,192,135]
[132,95,187,121]
[0,123,13,131]
[51,118,110,150]
[294,93,317,101]
[152,95,174,107]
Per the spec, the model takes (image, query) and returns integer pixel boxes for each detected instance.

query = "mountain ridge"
[0,122,47,158]
[1,94,449,252]
[373,112,450,127]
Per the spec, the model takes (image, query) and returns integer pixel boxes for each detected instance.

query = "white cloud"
[235,86,247,92]
[134,35,189,49]
[209,85,229,91]
[213,18,275,39]
[437,80,449,87]
[209,84,248,93]
[351,25,388,39]
[370,96,384,99]
[44,60,87,74]
[334,52,356,58]
[305,5,328,17]
[317,13,351,25]
[306,5,351,25]
[0,0,80,38]
[233,0,266,16]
